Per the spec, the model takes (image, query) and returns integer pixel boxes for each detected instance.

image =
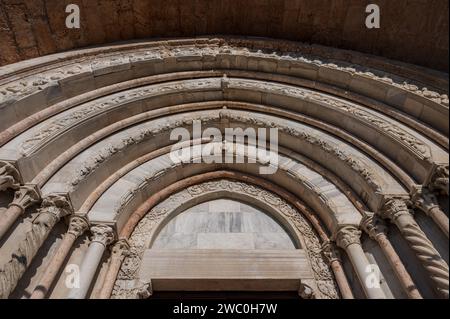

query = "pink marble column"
[412,187,449,238]
[321,241,354,299]
[361,213,422,299]
[0,185,40,241]
[335,225,387,299]
[98,239,130,299]
[31,215,89,299]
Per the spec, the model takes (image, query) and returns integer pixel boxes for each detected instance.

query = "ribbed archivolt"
[0,37,448,299]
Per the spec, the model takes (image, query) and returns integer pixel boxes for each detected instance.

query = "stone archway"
[112,179,340,299]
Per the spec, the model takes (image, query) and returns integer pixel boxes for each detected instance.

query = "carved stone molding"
[1,41,446,118]
[360,213,388,240]
[113,179,339,299]
[90,224,115,247]
[0,161,20,192]
[67,215,89,238]
[335,226,362,250]
[8,185,40,213]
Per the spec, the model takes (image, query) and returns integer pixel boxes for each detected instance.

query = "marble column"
[379,198,449,298]
[321,241,354,299]
[0,195,71,298]
[66,224,114,299]
[412,187,449,238]
[0,185,40,241]
[0,161,20,192]
[361,213,422,299]
[31,215,89,299]
[98,239,130,299]
[335,225,387,299]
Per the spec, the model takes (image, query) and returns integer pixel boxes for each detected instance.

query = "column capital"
[90,224,115,246]
[321,240,341,265]
[411,187,440,216]
[335,225,362,249]
[33,195,72,227]
[429,165,449,196]
[67,215,89,237]
[8,185,40,213]
[298,281,316,299]
[0,161,20,192]
[111,238,130,257]
[361,213,388,240]
[379,197,412,221]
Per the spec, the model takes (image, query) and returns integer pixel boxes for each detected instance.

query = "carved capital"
[412,187,439,216]
[33,195,72,227]
[321,241,341,265]
[298,281,316,299]
[67,215,89,237]
[8,185,40,213]
[335,225,362,249]
[136,281,153,299]
[361,213,388,240]
[90,224,115,246]
[379,198,412,222]
[429,165,449,196]
[112,239,130,258]
[0,161,20,192]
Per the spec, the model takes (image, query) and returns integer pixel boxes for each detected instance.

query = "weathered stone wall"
[0,0,448,71]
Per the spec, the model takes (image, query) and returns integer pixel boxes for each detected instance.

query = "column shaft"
[376,233,422,299]
[67,242,106,299]
[31,215,89,299]
[98,239,129,299]
[345,243,387,299]
[335,225,386,299]
[0,185,40,241]
[0,206,22,240]
[329,260,354,299]
[428,207,449,238]
[0,195,70,298]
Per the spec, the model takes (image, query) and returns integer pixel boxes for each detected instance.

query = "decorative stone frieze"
[113,179,339,299]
